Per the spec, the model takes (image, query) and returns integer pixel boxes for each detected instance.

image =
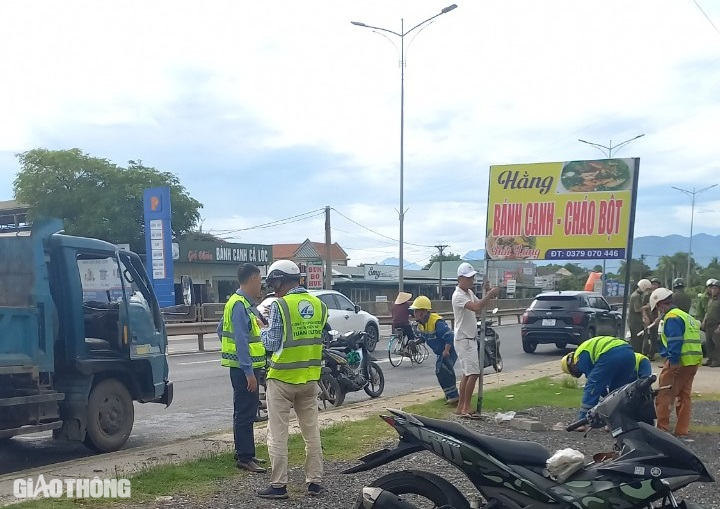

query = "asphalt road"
[0,324,569,476]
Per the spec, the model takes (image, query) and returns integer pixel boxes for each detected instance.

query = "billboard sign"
[143,187,175,307]
[485,158,639,261]
[306,264,323,289]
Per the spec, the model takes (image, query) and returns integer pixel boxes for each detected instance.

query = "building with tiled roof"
[272,239,349,266]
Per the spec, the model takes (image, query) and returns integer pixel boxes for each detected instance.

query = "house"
[272,239,349,266]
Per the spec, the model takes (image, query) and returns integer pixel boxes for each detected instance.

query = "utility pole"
[434,244,449,299]
[324,206,332,290]
[672,185,717,286]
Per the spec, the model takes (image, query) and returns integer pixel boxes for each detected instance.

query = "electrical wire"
[331,207,434,248]
[209,209,325,236]
[691,0,720,36]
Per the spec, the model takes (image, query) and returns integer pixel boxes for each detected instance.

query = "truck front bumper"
[160,381,173,407]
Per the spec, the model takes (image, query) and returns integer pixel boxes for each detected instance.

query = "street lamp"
[672,184,718,286]
[352,4,458,292]
[577,135,644,296]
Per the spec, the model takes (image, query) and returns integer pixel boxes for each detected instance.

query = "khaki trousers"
[655,361,699,436]
[266,379,323,487]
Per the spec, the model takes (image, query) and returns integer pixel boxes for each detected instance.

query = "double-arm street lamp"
[352,4,458,292]
[672,184,718,285]
[577,134,644,294]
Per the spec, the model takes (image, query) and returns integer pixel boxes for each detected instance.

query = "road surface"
[0,324,568,476]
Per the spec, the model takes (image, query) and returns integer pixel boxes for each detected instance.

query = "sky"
[1,0,720,271]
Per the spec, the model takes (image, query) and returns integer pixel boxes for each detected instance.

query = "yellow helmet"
[560,352,576,376]
[410,295,432,310]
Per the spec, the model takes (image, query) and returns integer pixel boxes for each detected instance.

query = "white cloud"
[2,0,720,265]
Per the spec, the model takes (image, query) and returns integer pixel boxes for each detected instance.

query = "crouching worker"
[561,336,637,431]
[635,352,652,379]
[410,296,460,406]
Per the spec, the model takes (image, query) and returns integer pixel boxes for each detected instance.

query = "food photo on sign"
[485,158,639,261]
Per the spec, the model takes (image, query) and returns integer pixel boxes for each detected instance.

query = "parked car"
[256,289,381,351]
[520,291,623,353]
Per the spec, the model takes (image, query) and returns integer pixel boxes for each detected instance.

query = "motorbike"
[318,330,385,408]
[343,374,715,509]
[477,308,502,373]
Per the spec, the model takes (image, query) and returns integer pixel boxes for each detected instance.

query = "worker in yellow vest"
[560,336,636,431]
[650,287,703,437]
[218,263,267,474]
[258,260,328,500]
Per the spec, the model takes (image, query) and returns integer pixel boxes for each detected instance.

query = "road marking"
[178,359,221,365]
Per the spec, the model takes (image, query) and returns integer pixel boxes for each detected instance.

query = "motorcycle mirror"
[492,307,499,314]
[328,329,340,337]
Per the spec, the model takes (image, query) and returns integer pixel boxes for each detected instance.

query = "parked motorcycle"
[318,330,385,408]
[344,374,714,509]
[477,308,502,373]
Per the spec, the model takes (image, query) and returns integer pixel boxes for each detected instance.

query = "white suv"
[257,290,380,351]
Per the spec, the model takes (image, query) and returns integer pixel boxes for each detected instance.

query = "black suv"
[521,291,623,353]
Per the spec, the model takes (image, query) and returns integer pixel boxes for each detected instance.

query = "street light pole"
[672,184,718,285]
[352,4,458,292]
[577,134,644,295]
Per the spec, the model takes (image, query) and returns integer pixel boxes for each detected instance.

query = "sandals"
[458,412,483,420]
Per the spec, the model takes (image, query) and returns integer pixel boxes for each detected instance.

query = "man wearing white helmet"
[257,259,329,499]
[695,278,716,323]
[628,279,651,353]
[650,287,703,437]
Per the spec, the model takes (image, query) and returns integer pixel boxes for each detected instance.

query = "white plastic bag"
[494,411,516,424]
[546,448,586,482]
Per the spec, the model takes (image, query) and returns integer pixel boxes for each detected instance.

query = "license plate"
[542,319,556,326]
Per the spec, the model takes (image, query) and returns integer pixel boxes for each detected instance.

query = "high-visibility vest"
[220,293,266,369]
[660,308,703,367]
[417,313,442,335]
[266,293,327,384]
[575,336,627,364]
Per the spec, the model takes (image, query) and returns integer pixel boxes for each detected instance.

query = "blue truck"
[0,218,172,452]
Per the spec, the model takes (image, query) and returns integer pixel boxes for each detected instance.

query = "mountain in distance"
[377,257,422,270]
[462,234,720,269]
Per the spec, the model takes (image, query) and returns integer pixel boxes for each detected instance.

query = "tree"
[618,258,651,285]
[423,251,462,270]
[13,149,203,252]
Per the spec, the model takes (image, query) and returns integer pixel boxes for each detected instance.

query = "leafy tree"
[618,258,651,285]
[13,149,202,252]
[592,264,604,273]
[423,251,462,270]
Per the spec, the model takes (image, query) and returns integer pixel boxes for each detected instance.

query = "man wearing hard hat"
[650,287,703,437]
[628,279,652,353]
[410,296,460,406]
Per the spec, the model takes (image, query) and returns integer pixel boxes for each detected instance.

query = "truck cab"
[0,218,172,452]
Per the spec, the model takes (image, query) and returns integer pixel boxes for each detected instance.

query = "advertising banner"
[306,264,324,289]
[143,187,175,307]
[485,158,640,261]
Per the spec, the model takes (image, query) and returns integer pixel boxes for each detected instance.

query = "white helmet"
[707,278,717,287]
[266,260,301,282]
[649,287,673,311]
[636,278,651,292]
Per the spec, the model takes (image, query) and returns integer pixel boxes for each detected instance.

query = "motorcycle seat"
[415,415,550,466]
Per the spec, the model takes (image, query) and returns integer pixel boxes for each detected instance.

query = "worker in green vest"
[650,287,703,437]
[218,263,267,473]
[560,336,636,431]
[258,260,329,500]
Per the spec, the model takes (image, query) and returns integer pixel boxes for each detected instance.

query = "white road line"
[178,359,221,365]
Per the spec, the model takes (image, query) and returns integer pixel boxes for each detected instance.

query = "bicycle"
[387,326,429,367]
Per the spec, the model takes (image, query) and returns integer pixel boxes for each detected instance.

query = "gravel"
[121,401,720,508]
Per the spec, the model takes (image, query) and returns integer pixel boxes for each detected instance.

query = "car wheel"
[522,340,537,353]
[555,342,567,350]
[364,324,379,352]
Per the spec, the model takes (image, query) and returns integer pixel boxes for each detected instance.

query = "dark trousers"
[435,351,459,400]
[230,367,260,461]
[393,324,415,343]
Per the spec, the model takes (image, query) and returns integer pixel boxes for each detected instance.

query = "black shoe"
[252,456,267,464]
[258,485,288,499]
[236,459,266,473]
[307,483,326,496]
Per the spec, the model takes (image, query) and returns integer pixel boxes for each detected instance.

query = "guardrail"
[376,308,526,329]
[166,322,218,352]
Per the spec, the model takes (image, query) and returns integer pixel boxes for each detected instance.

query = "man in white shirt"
[451,262,500,417]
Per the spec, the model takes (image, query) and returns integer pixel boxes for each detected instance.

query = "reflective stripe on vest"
[575,336,627,363]
[660,308,703,367]
[267,293,327,384]
[220,293,266,369]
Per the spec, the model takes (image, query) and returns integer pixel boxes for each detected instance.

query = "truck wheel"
[84,379,134,453]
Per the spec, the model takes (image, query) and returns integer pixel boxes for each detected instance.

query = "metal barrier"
[166,322,218,352]
[376,308,527,329]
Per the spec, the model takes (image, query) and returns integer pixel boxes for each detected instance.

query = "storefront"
[171,240,273,303]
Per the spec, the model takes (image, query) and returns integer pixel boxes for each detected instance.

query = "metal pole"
[476,259,489,415]
[687,192,695,286]
[399,18,405,292]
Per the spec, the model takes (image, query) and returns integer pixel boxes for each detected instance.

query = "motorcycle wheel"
[363,362,385,398]
[493,352,503,372]
[318,374,345,408]
[355,470,471,509]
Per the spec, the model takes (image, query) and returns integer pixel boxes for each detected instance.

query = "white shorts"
[455,337,481,375]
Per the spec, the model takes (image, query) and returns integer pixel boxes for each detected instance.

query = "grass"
[11,379,720,509]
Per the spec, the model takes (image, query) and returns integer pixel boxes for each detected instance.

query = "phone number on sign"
[546,249,626,260]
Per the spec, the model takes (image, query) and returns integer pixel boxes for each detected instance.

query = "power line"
[691,0,720,36]
[209,208,325,236]
[331,207,434,248]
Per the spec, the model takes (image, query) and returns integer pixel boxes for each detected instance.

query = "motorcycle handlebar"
[566,417,589,432]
